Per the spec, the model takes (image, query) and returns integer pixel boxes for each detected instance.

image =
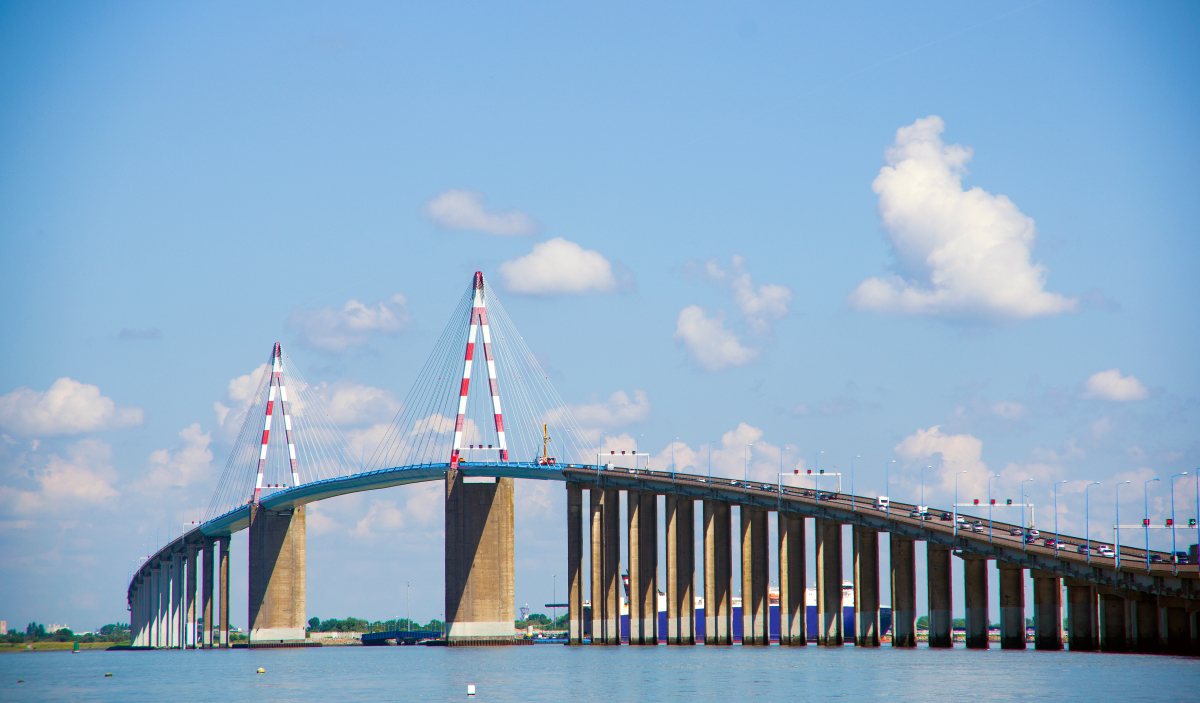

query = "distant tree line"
[3,622,130,644]
[515,613,567,631]
[306,617,445,633]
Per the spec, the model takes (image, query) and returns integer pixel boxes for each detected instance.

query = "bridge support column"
[219,536,230,648]
[666,495,694,645]
[853,525,879,647]
[1032,570,1062,650]
[1133,593,1160,653]
[248,503,307,642]
[567,483,583,645]
[149,566,159,647]
[186,546,198,648]
[589,487,605,644]
[962,554,989,649]
[998,562,1025,650]
[202,539,214,648]
[627,490,657,644]
[816,517,843,646]
[926,543,952,648]
[1065,578,1098,651]
[445,471,515,640]
[890,536,916,647]
[603,488,620,644]
[1162,598,1190,655]
[778,513,805,645]
[158,562,169,648]
[703,499,732,645]
[1099,592,1129,652]
[740,507,769,645]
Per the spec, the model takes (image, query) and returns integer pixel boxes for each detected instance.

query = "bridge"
[125,272,1200,655]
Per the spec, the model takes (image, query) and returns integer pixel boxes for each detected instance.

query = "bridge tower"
[444,272,516,640]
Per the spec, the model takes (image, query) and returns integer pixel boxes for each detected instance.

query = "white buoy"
[467,684,476,696]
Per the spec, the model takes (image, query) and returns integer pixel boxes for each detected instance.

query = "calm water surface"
[1,644,1196,702]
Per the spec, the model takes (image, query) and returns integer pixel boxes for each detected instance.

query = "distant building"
[0,620,6,635]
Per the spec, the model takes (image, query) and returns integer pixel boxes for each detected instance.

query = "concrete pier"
[186,546,198,648]
[853,525,880,647]
[816,518,843,646]
[628,490,658,644]
[248,503,307,642]
[666,495,695,645]
[926,543,952,648]
[1032,570,1062,650]
[998,562,1025,650]
[219,536,230,648]
[172,553,183,647]
[589,488,607,644]
[602,488,620,645]
[703,499,733,645]
[201,539,214,648]
[890,536,916,647]
[740,507,769,645]
[444,470,515,639]
[566,483,583,645]
[1099,592,1128,652]
[1065,578,1098,651]
[778,513,805,645]
[1133,593,1160,653]
[1163,599,1190,655]
[962,554,989,649]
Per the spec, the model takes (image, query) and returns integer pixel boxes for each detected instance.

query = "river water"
[2,644,1197,702]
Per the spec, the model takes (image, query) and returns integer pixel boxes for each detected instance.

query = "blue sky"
[1,0,1197,632]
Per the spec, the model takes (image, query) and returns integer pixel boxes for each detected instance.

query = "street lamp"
[988,474,1000,542]
[1021,477,1033,551]
[1115,481,1131,569]
[851,455,860,512]
[1085,481,1100,564]
[922,465,930,508]
[708,441,716,482]
[671,437,679,481]
[1053,480,1068,551]
[954,470,967,538]
[885,459,896,520]
[1145,478,1161,570]
[1170,472,1188,575]
[744,444,753,493]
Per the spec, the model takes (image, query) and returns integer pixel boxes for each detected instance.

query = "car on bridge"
[971,522,986,533]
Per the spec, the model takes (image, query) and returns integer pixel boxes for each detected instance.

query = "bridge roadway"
[126,461,1200,653]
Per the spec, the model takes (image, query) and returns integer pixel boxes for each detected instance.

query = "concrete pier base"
[741,507,769,645]
[218,536,230,648]
[1163,600,1190,655]
[778,513,805,645]
[1032,570,1062,650]
[603,488,620,644]
[628,490,658,644]
[666,495,695,645]
[927,543,952,648]
[1133,593,1160,653]
[962,554,989,649]
[248,504,307,642]
[890,536,916,647]
[444,471,515,639]
[816,517,843,646]
[590,487,619,644]
[998,562,1025,650]
[201,539,214,648]
[186,546,198,648]
[1065,578,1098,651]
[853,526,880,647]
[704,500,733,645]
[1099,592,1129,652]
[566,483,583,645]
[172,553,183,647]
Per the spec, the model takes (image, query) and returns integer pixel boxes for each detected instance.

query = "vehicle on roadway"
[1009,528,1023,537]
[1098,545,1115,557]
[875,496,889,510]
[1150,554,1164,564]
[971,522,986,533]
[939,512,953,521]
[1077,544,1090,554]
[1026,528,1040,538]
[1173,552,1191,564]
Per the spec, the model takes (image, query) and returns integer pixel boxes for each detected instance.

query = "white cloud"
[312,381,401,427]
[498,238,617,295]
[645,424,808,484]
[0,378,144,437]
[422,189,538,236]
[848,115,1077,321]
[673,305,758,371]
[288,294,411,353]
[894,425,990,500]
[213,363,269,442]
[1081,368,1149,401]
[144,424,213,491]
[991,401,1028,420]
[546,390,649,430]
[702,256,793,334]
[0,439,119,514]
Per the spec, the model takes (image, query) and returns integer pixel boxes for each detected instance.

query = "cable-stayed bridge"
[126,272,1200,655]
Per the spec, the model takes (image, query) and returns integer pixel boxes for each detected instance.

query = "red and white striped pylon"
[450,272,508,468]
[252,343,301,504]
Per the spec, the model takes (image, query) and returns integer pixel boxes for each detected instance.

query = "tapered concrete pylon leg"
[444,470,515,640]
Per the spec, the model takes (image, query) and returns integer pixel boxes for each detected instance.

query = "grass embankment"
[0,641,119,653]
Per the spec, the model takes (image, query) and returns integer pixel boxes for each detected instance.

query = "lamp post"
[851,455,859,512]
[954,470,967,538]
[635,433,644,471]
[744,444,753,493]
[1053,480,1067,552]
[598,431,606,480]
[1144,478,1161,570]
[1115,481,1130,569]
[922,465,930,509]
[1085,481,1100,564]
[988,474,1000,542]
[1170,472,1188,575]
[708,441,715,482]
[814,450,824,502]
[1021,477,1033,551]
[885,459,895,520]
[671,437,679,481]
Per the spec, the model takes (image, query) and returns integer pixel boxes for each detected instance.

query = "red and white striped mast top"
[252,343,300,504]
[450,272,508,468]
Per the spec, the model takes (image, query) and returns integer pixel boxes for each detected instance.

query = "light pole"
[988,474,1000,542]
[922,465,930,508]
[1115,481,1130,569]
[885,459,895,520]
[1170,472,1188,575]
[406,581,411,632]
[851,455,859,511]
[744,444,753,493]
[708,441,715,481]
[1085,482,1100,564]
[954,470,967,538]
[1021,478,1034,551]
[671,437,679,481]
[1145,478,1161,570]
[1054,480,1067,551]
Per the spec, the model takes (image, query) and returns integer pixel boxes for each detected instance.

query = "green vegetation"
[916,616,929,628]
[1,622,130,648]
[514,613,568,631]
[306,617,445,633]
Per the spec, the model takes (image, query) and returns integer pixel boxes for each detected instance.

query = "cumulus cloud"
[312,381,401,427]
[673,305,758,371]
[287,294,411,353]
[701,256,793,334]
[644,423,808,483]
[894,425,990,500]
[213,363,269,441]
[0,378,144,437]
[546,390,650,430]
[422,189,538,236]
[144,424,213,491]
[0,439,119,514]
[1081,368,1149,402]
[848,116,1077,321]
[498,238,617,295]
